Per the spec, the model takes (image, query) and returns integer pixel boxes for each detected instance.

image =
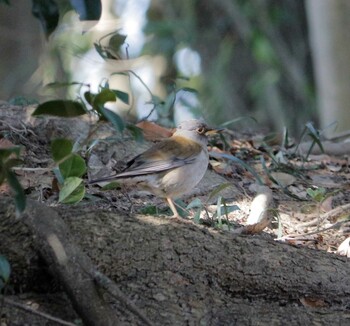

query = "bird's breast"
[159,149,209,198]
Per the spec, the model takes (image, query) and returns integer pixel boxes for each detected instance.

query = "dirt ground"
[1,102,350,325]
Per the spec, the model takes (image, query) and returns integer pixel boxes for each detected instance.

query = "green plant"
[306,187,326,203]
[0,255,11,292]
[51,139,87,204]
[256,123,327,201]
[295,122,324,161]
[32,76,138,204]
[0,147,25,214]
[31,30,204,205]
[186,183,240,227]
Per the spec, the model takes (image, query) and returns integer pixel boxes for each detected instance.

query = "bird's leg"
[166,198,194,224]
[166,197,180,218]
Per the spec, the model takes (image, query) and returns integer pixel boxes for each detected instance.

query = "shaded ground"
[1,103,350,325]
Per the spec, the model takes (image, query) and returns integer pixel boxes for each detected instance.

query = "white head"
[173,119,217,146]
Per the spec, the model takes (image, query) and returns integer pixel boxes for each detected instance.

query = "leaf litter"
[2,104,350,255]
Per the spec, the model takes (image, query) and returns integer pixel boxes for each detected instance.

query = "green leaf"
[59,177,85,204]
[51,139,73,162]
[59,154,86,179]
[216,196,223,227]
[32,100,86,117]
[46,81,87,89]
[0,147,20,160]
[0,169,5,184]
[141,205,155,214]
[94,42,106,59]
[151,95,162,106]
[84,91,94,105]
[0,255,11,284]
[99,107,125,132]
[6,170,26,215]
[93,89,117,112]
[4,158,23,169]
[207,182,233,202]
[162,91,176,115]
[193,208,201,224]
[126,124,144,142]
[306,188,326,202]
[178,87,198,94]
[101,181,121,190]
[212,204,240,219]
[306,122,324,156]
[174,199,188,218]
[53,166,64,185]
[108,33,127,51]
[210,152,263,185]
[186,198,202,209]
[111,89,129,105]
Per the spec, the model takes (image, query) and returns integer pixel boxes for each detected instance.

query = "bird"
[89,119,221,218]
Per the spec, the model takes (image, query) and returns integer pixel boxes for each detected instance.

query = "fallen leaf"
[336,237,350,257]
[270,172,296,188]
[321,196,333,213]
[241,185,273,234]
[300,296,328,308]
[0,138,16,149]
[310,175,343,188]
[136,121,173,141]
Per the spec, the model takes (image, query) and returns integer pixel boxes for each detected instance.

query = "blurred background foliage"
[0,0,337,135]
[143,0,315,133]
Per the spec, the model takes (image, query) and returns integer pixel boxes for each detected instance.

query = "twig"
[299,203,350,228]
[2,297,76,326]
[23,200,118,326]
[93,270,154,326]
[276,221,345,242]
[12,167,50,172]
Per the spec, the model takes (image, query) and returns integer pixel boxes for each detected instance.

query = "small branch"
[3,297,76,326]
[23,200,119,326]
[298,203,350,228]
[276,221,346,242]
[12,167,50,172]
[93,270,154,326]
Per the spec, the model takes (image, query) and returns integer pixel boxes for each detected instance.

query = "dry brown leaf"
[300,296,328,308]
[320,196,333,213]
[136,121,173,141]
[15,170,52,190]
[0,182,10,194]
[0,138,19,195]
[310,174,343,188]
[0,138,16,148]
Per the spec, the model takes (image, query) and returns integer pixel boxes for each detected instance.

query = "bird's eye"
[196,126,205,134]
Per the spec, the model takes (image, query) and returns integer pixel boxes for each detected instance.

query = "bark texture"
[1,197,350,325]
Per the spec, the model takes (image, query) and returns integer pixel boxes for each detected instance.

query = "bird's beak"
[205,127,224,136]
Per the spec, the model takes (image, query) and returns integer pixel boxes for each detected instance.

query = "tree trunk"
[1,197,350,325]
[306,0,350,138]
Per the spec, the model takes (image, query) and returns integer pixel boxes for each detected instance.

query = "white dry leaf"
[241,185,273,234]
[336,237,350,257]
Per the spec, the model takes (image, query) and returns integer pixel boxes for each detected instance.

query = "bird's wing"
[116,136,203,177]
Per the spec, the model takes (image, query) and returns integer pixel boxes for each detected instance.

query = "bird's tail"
[88,174,120,184]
